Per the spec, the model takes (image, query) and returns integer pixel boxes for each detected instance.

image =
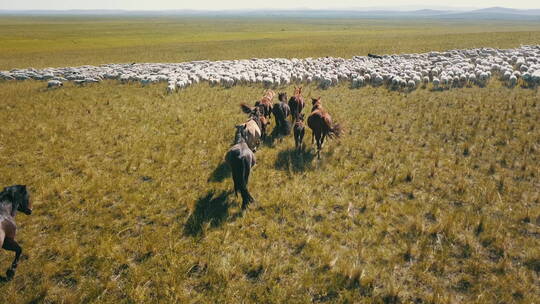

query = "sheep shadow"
[184,190,234,237]
[274,147,316,173]
[207,161,231,183]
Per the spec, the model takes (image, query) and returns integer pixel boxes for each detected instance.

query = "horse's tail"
[238,159,254,209]
[329,123,342,138]
[240,103,253,114]
[280,119,291,136]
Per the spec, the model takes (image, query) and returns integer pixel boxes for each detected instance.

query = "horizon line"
[3,6,540,12]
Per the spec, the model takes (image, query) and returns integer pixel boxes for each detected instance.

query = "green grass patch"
[1,17,540,69]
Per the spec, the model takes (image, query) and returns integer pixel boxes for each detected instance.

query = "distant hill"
[0,7,539,20]
[471,7,540,15]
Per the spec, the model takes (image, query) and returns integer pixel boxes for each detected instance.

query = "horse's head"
[2,185,32,216]
[295,86,303,96]
[234,124,248,144]
[278,92,287,103]
[252,106,261,117]
[311,97,323,111]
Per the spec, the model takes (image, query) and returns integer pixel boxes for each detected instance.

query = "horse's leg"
[2,237,22,280]
[316,132,322,159]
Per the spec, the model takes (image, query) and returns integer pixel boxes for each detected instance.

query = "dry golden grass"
[0,79,538,303]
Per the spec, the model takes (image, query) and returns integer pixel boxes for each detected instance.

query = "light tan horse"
[239,104,264,152]
[255,90,276,119]
[0,185,32,280]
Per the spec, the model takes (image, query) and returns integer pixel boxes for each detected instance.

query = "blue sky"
[1,0,538,10]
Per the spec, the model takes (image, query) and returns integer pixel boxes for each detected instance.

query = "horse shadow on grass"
[264,121,292,147]
[183,190,241,237]
[207,162,231,183]
[274,147,316,173]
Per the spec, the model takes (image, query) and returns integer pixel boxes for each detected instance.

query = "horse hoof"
[6,269,14,280]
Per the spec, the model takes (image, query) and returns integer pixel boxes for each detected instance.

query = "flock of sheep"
[1,45,540,91]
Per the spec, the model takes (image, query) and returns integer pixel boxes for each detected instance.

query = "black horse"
[272,92,291,138]
[368,53,383,59]
[0,185,32,280]
[225,125,256,209]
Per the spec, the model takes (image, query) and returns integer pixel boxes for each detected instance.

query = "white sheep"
[47,80,63,88]
[508,75,518,87]
[432,77,440,88]
[167,84,176,94]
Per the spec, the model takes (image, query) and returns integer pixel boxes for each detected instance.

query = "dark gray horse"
[225,125,256,209]
[272,93,291,138]
[0,185,32,280]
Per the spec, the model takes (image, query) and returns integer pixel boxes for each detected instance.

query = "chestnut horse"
[0,185,32,280]
[307,97,342,159]
[288,86,305,122]
[255,90,275,119]
[225,125,256,209]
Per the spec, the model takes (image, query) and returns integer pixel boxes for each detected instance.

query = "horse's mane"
[0,187,16,211]
[233,126,246,145]
[311,101,323,112]
[0,189,10,203]
[278,92,287,102]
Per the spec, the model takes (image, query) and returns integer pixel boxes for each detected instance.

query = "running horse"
[288,86,305,122]
[240,103,270,147]
[255,90,275,119]
[272,92,291,139]
[0,185,32,280]
[225,125,256,210]
[307,97,342,159]
[293,113,306,150]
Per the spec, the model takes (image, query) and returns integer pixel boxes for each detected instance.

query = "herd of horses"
[225,87,342,210]
[0,88,341,281]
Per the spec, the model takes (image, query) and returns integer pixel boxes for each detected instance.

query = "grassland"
[0,17,539,303]
[1,17,540,69]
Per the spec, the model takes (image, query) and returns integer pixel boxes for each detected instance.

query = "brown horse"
[288,86,305,122]
[307,97,342,159]
[255,90,275,119]
[0,185,32,280]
